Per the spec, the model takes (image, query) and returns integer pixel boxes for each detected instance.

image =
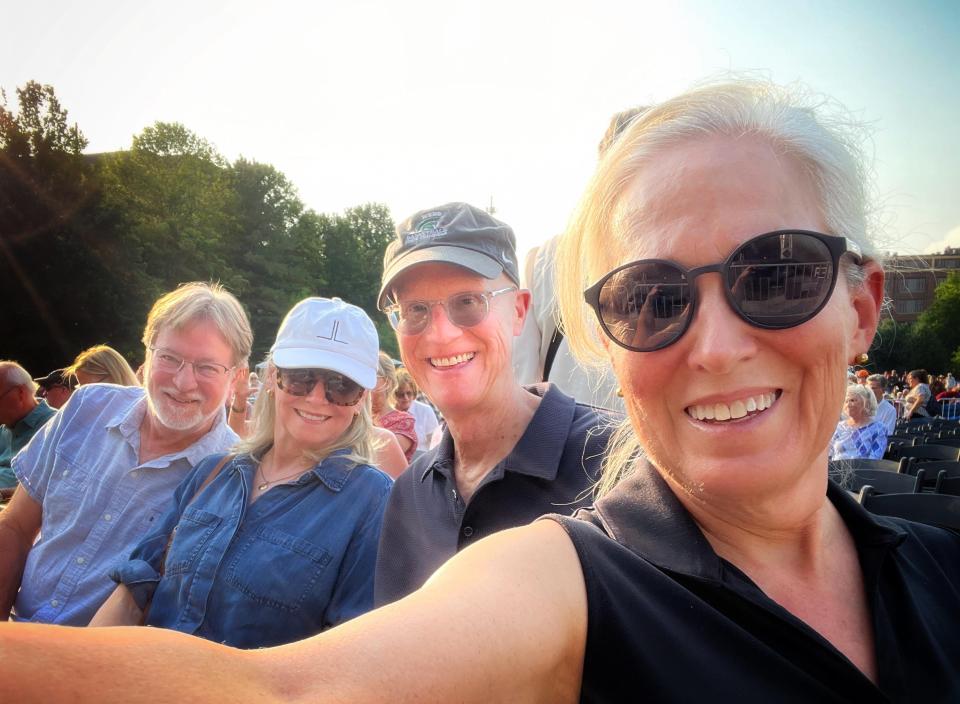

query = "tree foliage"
[2,81,398,376]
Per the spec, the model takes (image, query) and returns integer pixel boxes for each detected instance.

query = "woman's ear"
[848,261,884,359]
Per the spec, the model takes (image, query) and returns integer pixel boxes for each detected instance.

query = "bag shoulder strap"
[542,327,564,383]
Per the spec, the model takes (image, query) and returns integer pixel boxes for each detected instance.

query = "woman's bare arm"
[0,520,586,704]
[88,584,143,627]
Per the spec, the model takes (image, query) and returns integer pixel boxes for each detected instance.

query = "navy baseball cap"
[378,202,520,309]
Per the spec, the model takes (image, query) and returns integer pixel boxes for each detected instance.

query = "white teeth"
[431,353,475,368]
[686,392,778,423]
[296,409,328,421]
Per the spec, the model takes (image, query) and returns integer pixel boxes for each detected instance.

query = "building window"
[942,259,959,268]
[902,278,926,293]
[896,299,924,314]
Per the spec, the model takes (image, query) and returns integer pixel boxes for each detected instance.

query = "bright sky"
[4,0,958,262]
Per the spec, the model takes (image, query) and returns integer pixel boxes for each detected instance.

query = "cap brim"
[271,349,377,389]
[378,246,504,308]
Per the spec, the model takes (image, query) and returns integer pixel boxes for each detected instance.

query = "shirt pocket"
[226,526,332,613]
[164,508,222,576]
[42,451,93,522]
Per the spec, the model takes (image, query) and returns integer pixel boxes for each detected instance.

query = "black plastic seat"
[889,444,960,462]
[839,469,922,495]
[858,489,960,531]
[827,458,904,476]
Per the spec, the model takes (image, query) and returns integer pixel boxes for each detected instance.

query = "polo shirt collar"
[590,459,907,583]
[18,400,53,431]
[419,383,574,484]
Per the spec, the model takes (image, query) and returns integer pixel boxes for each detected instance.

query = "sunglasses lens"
[277,369,363,405]
[322,372,364,406]
[447,293,488,327]
[726,232,834,328]
[396,302,430,335]
[278,369,314,396]
[597,262,691,351]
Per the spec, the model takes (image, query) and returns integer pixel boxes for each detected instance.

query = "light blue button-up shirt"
[12,383,238,625]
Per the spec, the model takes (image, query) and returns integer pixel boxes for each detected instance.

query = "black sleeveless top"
[550,461,960,703]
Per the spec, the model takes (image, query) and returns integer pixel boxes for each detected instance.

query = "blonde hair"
[845,383,878,420]
[557,79,879,497]
[395,368,418,400]
[377,353,398,399]
[234,360,375,467]
[65,345,139,386]
[142,282,253,368]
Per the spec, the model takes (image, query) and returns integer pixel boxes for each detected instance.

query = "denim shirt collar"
[588,459,907,583]
[419,383,573,484]
[245,448,359,493]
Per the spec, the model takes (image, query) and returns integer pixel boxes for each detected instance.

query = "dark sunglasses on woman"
[584,230,863,352]
[275,368,365,406]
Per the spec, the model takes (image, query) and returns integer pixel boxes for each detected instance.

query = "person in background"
[64,345,139,387]
[512,108,647,413]
[0,363,56,498]
[854,368,869,385]
[371,353,417,465]
[32,369,77,410]
[394,369,440,460]
[866,373,897,435]
[902,369,931,420]
[828,384,888,460]
[0,282,249,625]
[90,297,391,648]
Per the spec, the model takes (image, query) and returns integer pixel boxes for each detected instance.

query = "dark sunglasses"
[584,230,862,353]
[275,368,365,406]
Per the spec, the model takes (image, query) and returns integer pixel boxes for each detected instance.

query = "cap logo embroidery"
[316,319,349,345]
[403,213,448,245]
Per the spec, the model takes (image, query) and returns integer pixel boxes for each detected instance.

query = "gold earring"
[616,387,623,398]
[855,353,869,365]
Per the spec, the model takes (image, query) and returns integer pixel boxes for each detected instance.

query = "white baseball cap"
[270,297,380,389]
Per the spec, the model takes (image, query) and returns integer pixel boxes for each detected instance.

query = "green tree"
[0,81,104,371]
[316,203,397,356]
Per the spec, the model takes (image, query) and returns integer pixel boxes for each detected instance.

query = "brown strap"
[140,453,234,625]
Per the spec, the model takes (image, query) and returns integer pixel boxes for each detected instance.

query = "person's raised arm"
[0,488,42,619]
[0,520,587,704]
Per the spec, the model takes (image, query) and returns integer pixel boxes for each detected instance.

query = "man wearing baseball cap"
[373,202,615,606]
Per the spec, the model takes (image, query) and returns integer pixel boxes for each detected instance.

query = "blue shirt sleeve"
[322,471,391,628]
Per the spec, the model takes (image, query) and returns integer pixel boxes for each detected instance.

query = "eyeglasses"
[584,230,862,353]
[275,368,365,406]
[150,348,235,380]
[383,287,517,336]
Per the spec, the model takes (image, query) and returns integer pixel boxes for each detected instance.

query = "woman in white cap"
[89,297,392,648]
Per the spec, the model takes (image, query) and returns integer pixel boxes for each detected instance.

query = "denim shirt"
[111,450,391,649]
[12,384,237,625]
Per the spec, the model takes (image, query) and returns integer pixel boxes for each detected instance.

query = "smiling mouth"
[295,409,330,422]
[429,352,475,368]
[685,391,781,423]
[165,392,200,405]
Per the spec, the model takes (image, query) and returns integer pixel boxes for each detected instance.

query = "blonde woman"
[89,298,391,648]
[64,344,139,386]
[371,352,417,463]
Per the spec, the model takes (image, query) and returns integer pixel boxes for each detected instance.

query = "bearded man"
[0,283,251,625]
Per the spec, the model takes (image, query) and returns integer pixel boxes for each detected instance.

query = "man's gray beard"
[146,389,223,432]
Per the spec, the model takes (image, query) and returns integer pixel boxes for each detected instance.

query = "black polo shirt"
[554,460,960,703]
[374,383,615,606]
